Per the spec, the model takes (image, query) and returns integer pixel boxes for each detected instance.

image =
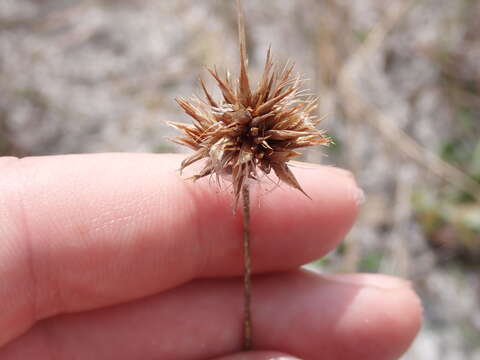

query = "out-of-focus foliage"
[414,191,480,264]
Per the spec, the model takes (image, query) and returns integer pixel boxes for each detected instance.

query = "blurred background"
[1,0,479,358]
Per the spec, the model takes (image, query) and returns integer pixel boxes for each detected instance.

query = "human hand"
[0,153,421,359]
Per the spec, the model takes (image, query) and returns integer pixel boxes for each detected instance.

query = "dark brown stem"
[242,184,252,350]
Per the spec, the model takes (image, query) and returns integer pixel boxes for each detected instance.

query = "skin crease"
[0,153,422,359]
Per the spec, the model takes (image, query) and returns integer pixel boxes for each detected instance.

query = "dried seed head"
[169,0,331,205]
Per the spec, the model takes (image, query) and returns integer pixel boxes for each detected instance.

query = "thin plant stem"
[170,0,331,350]
[242,184,252,350]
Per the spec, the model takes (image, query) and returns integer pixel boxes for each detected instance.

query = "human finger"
[0,153,359,346]
[0,271,421,360]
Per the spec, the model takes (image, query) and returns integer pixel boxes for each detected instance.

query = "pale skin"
[0,153,421,360]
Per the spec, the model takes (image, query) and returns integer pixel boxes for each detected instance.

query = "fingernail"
[326,274,412,291]
[290,162,365,206]
[325,167,365,206]
[353,186,366,206]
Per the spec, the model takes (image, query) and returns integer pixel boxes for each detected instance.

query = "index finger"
[0,153,359,346]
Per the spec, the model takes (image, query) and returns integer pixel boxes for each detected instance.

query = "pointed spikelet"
[168,0,331,205]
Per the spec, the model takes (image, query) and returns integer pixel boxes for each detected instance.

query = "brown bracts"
[168,7,331,205]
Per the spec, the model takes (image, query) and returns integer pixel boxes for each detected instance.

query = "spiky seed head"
[168,0,331,205]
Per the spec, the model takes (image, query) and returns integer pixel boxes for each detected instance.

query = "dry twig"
[337,0,480,202]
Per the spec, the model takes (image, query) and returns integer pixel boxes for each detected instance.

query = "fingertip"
[327,274,422,359]
[377,282,423,358]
